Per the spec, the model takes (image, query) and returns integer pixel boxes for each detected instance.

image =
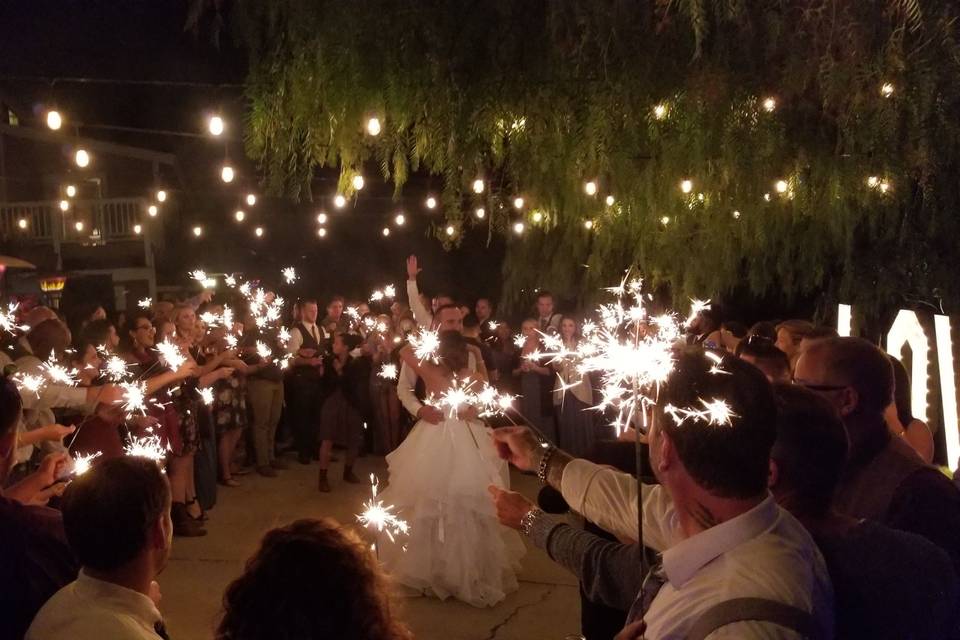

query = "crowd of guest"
[2,254,960,639]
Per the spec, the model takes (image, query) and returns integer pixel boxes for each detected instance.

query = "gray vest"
[833,433,928,521]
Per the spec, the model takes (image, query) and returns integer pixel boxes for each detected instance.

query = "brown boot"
[318,469,331,493]
[343,466,361,484]
[172,503,207,537]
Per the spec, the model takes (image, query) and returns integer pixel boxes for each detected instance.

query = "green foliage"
[228,0,960,317]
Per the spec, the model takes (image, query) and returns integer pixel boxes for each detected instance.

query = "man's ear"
[657,430,674,473]
[768,458,780,489]
[837,386,860,417]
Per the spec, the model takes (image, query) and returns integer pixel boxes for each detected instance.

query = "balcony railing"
[0,197,150,243]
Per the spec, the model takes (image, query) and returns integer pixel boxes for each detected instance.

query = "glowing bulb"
[352,174,365,190]
[254,226,264,237]
[866,176,880,188]
[881,83,894,98]
[762,97,776,112]
[584,219,594,229]
[513,222,525,234]
[46,110,62,130]
[246,193,257,206]
[513,197,525,209]
[156,189,167,202]
[584,181,598,196]
[394,213,405,226]
[59,200,69,212]
[532,211,543,223]
[208,115,225,136]
[445,225,455,236]
[234,210,245,222]
[660,216,670,225]
[366,117,381,136]
[605,195,615,206]
[425,196,437,209]
[65,185,77,198]
[775,180,789,193]
[680,179,693,194]
[475,207,486,219]
[17,218,27,229]
[879,180,891,194]
[133,224,142,234]
[75,221,85,232]
[317,227,327,238]
[732,210,741,220]
[317,212,328,224]
[382,227,390,237]
[75,149,90,168]
[472,178,485,194]
[653,103,668,120]
[221,165,235,183]
[192,226,202,237]
[763,193,771,202]
[334,194,347,208]
[147,205,158,217]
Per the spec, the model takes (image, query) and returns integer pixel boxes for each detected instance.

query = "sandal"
[185,498,208,522]
[218,476,241,487]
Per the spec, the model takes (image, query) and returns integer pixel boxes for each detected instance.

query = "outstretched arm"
[406,255,433,329]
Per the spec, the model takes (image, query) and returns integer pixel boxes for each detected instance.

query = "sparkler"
[685,298,712,328]
[41,356,80,386]
[256,341,273,360]
[663,398,738,427]
[189,269,207,283]
[513,333,528,349]
[357,473,409,558]
[282,267,298,284]
[13,372,45,396]
[277,326,291,346]
[103,356,131,382]
[138,297,152,309]
[409,329,440,363]
[155,339,187,370]
[383,284,396,298]
[378,363,398,380]
[225,334,239,349]
[225,274,238,288]
[124,431,168,463]
[118,381,149,416]
[71,451,102,476]
[199,387,214,406]
[0,302,28,334]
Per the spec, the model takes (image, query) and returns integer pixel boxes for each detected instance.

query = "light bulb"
[234,210,245,222]
[75,221,85,232]
[513,222,525,234]
[762,97,776,112]
[584,181,598,196]
[221,165,235,183]
[208,115,225,136]
[317,212,328,224]
[879,180,891,193]
[660,216,670,225]
[475,207,486,219]
[75,149,90,168]
[513,197,525,209]
[763,193,771,202]
[317,227,327,238]
[156,189,167,202]
[732,210,741,220]
[605,195,615,206]
[584,219,594,229]
[881,83,894,98]
[148,205,158,217]
[59,200,69,212]
[532,211,543,223]
[445,225,455,236]
[352,175,365,190]
[65,185,77,198]
[394,213,405,226]
[366,117,381,136]
[382,227,390,237]
[680,179,693,194]
[653,103,668,120]
[246,193,257,206]
[17,218,27,229]
[133,224,142,234]
[775,180,789,193]
[334,194,347,208]
[425,196,437,209]
[866,176,879,188]
[192,226,203,237]
[254,226,264,237]
[46,110,62,130]
[472,179,485,194]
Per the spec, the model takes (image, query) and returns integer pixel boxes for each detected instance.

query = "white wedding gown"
[380,415,525,607]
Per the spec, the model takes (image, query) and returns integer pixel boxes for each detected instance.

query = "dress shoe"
[318,470,331,493]
[172,503,207,537]
[258,465,278,478]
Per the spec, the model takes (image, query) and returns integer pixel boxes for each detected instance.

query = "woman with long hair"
[551,316,597,458]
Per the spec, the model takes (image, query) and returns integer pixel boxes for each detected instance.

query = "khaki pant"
[247,377,284,467]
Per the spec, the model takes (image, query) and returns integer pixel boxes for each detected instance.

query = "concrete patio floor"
[160,454,582,640]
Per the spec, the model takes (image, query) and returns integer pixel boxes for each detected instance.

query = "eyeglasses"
[135,324,154,332]
[794,379,848,392]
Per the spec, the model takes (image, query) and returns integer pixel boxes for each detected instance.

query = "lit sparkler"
[41,356,79,386]
[124,432,168,463]
[383,284,396,298]
[685,298,712,328]
[663,398,738,427]
[13,372,45,396]
[513,333,528,349]
[282,267,298,284]
[138,297,152,309]
[155,339,187,370]
[357,473,409,557]
[0,302,28,334]
[103,356,131,382]
[118,381,149,416]
[256,341,273,360]
[409,329,440,362]
[189,269,207,283]
[224,274,237,288]
[71,451,102,476]
[199,387,214,406]
[378,363,398,380]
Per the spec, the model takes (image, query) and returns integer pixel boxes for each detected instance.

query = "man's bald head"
[797,337,894,416]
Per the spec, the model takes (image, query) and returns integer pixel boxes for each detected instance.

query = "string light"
[425,196,437,209]
[881,82,895,98]
[584,180,598,196]
[352,175,365,190]
[762,97,777,112]
[382,227,390,237]
[334,194,347,208]
[513,221,525,234]
[653,103,668,120]
[17,218,27,229]
[472,178,485,194]
[74,149,90,168]
[366,117,381,136]
[234,210,245,222]
[317,212,328,224]
[866,176,879,188]
[445,225,455,236]
[192,226,203,237]
[732,210,741,220]
[513,196,525,209]
[532,211,543,223]
[65,185,77,198]
[660,216,670,225]
[246,193,257,206]
[318,227,327,238]
[156,189,167,202]
[475,207,486,219]
[75,221,85,232]
[147,204,158,217]
[775,179,789,193]
[208,115,225,136]
[879,180,891,193]
[254,226,264,237]
[59,200,70,212]
[584,219,594,229]
[46,110,62,130]
[394,213,405,226]
[133,224,142,234]
[763,193,771,202]
[221,165,235,183]
[605,195,615,206]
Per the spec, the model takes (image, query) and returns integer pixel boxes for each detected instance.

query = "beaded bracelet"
[537,444,555,484]
[520,508,543,536]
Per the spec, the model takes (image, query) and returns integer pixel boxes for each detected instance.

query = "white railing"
[0,198,150,242]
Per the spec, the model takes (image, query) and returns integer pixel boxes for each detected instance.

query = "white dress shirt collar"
[75,571,162,626]
[661,494,778,588]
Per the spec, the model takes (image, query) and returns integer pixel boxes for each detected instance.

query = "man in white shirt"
[535,291,562,334]
[28,456,173,640]
[492,347,834,639]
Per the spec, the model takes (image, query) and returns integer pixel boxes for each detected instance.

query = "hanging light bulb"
[605,195,615,206]
[208,115,225,136]
[147,205,158,217]
[192,226,203,237]
[366,117,381,136]
[317,212,328,224]
[221,165,235,183]
[46,110,63,130]
[880,82,895,98]
[866,176,880,188]
[531,211,543,223]
[584,181,598,196]
[445,225,455,236]
[660,216,670,225]
[382,227,391,237]
[246,193,257,206]
[762,97,777,112]
[59,200,70,212]
[680,179,693,194]
[584,219,594,229]
[352,175,365,190]
[475,207,486,219]
[133,224,143,235]
[653,103,668,120]
[775,179,789,194]
[334,194,347,208]
[75,221,85,232]
[512,221,525,234]
[254,226,264,237]
[17,218,28,229]
[425,196,437,209]
[234,210,245,222]
[156,189,167,202]
[732,210,741,220]
[472,178,485,194]
[513,197,525,209]
[317,227,327,238]
[74,149,90,168]
[65,185,77,198]
[394,213,405,226]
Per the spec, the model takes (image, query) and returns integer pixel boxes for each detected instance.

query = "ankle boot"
[343,465,361,484]
[318,469,331,493]
[172,502,207,537]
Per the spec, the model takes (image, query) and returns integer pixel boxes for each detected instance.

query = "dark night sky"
[0,0,508,308]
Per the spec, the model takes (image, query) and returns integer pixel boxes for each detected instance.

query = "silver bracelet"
[536,445,555,484]
[520,508,543,536]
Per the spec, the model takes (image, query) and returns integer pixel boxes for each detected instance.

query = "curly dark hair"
[216,518,412,640]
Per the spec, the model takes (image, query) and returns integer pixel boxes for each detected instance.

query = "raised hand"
[406,254,421,280]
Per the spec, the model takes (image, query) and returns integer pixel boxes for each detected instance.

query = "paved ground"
[160,454,582,640]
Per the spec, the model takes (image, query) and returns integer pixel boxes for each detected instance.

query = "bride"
[380,329,524,607]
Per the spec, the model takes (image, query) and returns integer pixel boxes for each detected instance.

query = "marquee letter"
[886,310,930,423]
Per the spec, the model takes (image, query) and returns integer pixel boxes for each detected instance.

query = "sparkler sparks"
[41,357,80,386]
[103,356,131,382]
[0,302,28,334]
[409,329,440,363]
[256,341,273,360]
[282,267,298,284]
[13,372,45,396]
[199,387,214,406]
[663,398,738,427]
[685,298,712,328]
[425,377,515,420]
[357,474,409,544]
[155,339,187,370]
[225,274,237,288]
[124,432,168,463]
[71,451,102,476]
[119,381,149,416]
[378,363,398,380]
[513,333,528,349]
[189,269,207,283]
[137,297,152,309]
